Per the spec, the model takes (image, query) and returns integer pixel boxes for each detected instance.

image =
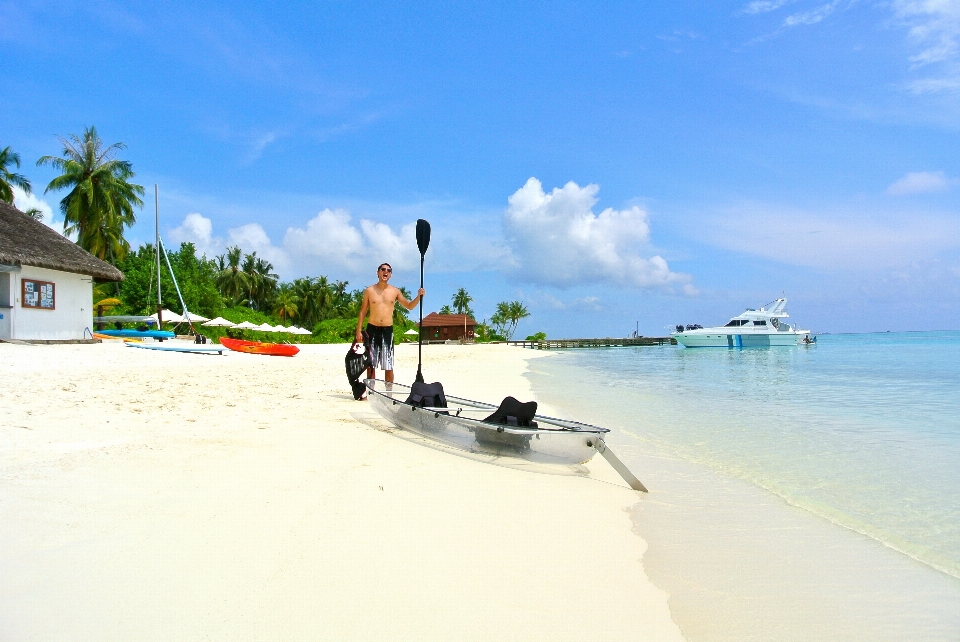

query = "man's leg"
[385,369,394,383]
[366,366,375,379]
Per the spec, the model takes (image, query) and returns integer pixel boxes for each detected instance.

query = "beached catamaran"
[361,219,647,491]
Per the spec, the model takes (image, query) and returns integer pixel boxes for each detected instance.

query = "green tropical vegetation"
[452,287,474,318]
[0,145,32,203]
[490,301,530,340]
[37,126,144,264]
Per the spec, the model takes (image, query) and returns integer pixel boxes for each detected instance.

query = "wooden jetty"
[507,336,676,349]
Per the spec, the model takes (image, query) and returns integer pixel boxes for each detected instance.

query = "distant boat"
[672,298,813,347]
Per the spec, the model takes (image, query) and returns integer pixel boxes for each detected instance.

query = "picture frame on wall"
[21,279,55,310]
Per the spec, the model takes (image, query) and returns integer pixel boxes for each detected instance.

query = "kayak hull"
[365,379,604,465]
[125,342,223,355]
[219,336,300,356]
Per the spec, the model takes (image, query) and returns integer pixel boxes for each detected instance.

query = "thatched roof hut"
[0,201,123,281]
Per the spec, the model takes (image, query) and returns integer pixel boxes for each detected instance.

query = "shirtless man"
[355,263,424,383]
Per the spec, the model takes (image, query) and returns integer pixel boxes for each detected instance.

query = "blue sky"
[3,1,960,336]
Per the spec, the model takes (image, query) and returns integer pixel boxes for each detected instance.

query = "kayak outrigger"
[365,379,647,491]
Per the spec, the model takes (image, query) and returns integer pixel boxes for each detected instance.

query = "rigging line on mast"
[159,236,195,334]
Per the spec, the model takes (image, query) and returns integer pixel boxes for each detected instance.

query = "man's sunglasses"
[379,267,392,273]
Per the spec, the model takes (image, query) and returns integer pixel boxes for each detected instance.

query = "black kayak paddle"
[415,219,430,383]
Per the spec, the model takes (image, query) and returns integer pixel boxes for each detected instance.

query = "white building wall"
[8,266,94,340]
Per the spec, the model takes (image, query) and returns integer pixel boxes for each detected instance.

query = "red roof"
[419,313,477,327]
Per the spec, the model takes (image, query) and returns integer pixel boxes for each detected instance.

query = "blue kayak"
[98,329,176,339]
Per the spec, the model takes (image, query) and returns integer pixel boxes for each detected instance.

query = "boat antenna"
[155,185,163,333]
[415,219,431,383]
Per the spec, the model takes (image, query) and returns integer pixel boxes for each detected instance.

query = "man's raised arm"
[399,287,426,311]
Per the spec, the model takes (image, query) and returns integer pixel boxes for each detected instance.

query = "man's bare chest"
[369,288,397,306]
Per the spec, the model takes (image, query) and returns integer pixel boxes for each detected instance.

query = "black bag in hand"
[345,340,370,400]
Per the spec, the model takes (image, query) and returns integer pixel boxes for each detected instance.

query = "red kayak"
[219,337,300,357]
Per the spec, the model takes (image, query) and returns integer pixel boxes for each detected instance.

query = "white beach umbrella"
[202,317,236,327]
[181,311,210,323]
[148,309,183,324]
[404,328,419,335]
[292,326,312,335]
[255,323,277,332]
[233,321,259,330]
[273,325,290,333]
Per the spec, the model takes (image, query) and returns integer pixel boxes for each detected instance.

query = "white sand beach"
[0,341,682,641]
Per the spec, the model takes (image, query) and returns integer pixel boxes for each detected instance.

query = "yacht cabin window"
[753,320,767,326]
[725,319,749,327]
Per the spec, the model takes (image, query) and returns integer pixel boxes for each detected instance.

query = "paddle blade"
[416,219,431,256]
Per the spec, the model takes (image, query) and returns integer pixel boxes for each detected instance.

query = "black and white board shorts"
[365,324,395,371]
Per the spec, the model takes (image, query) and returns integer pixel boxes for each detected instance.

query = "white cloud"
[894,0,960,66]
[503,178,692,291]
[169,212,221,255]
[282,208,419,275]
[226,223,289,272]
[743,0,797,15]
[525,291,604,311]
[893,0,960,92]
[783,1,841,27]
[12,187,66,236]
[887,170,960,195]
[698,202,960,269]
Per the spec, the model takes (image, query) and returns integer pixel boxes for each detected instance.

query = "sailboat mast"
[155,185,163,328]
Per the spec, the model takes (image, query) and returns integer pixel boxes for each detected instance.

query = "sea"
[525,331,960,642]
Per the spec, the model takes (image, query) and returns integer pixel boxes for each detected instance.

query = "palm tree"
[0,145,31,204]
[215,246,249,305]
[506,301,530,339]
[274,286,299,323]
[439,304,453,315]
[240,253,278,310]
[490,300,530,340]
[37,127,144,263]
[24,208,43,221]
[452,288,474,319]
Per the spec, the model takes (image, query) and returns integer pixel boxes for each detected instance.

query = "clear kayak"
[365,379,609,467]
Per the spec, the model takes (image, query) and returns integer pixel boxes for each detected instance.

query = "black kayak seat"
[406,381,447,408]
[483,396,538,428]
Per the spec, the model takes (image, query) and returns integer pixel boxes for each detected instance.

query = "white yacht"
[672,298,814,347]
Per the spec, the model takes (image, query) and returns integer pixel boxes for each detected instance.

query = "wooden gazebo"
[419,312,477,341]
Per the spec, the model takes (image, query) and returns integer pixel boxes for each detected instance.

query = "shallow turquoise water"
[530,331,960,577]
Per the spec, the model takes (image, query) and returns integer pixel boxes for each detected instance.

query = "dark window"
[725,320,740,327]
[753,320,766,325]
